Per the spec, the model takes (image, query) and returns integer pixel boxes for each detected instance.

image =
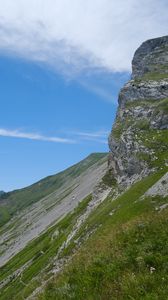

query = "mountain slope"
[0,153,107,227]
[38,168,168,300]
[0,167,167,300]
[0,36,168,300]
[36,36,167,300]
[0,153,108,266]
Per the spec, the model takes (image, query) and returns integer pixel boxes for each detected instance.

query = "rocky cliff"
[1,36,168,300]
[108,36,168,186]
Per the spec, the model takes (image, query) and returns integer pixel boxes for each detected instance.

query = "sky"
[0,0,167,191]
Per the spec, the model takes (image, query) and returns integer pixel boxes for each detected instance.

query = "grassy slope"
[0,195,92,300]
[1,167,167,300]
[0,153,107,227]
[38,167,168,300]
[37,68,168,299]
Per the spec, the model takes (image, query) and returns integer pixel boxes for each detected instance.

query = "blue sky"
[0,0,167,191]
[0,55,128,191]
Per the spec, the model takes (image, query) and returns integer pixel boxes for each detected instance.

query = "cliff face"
[1,37,168,300]
[108,36,168,185]
[132,36,168,80]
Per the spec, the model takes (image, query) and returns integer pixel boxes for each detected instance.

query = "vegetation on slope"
[1,166,165,299]
[1,164,167,299]
[0,153,108,227]
[0,195,92,300]
[0,106,167,299]
[1,37,168,300]
[37,167,168,300]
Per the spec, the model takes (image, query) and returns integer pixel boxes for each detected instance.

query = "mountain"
[108,35,168,185]
[0,36,168,300]
[0,153,108,266]
[0,153,107,228]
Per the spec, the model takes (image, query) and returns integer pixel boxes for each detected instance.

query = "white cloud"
[0,128,75,143]
[71,130,109,138]
[67,129,109,144]
[0,0,167,76]
[79,81,116,103]
[74,131,109,138]
[0,128,109,144]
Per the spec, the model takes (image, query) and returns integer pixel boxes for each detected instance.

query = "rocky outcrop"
[119,79,168,106]
[108,36,168,186]
[132,36,168,79]
[144,172,168,198]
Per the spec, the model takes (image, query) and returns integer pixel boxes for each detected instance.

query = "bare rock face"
[132,35,168,79]
[108,36,168,186]
[119,79,168,107]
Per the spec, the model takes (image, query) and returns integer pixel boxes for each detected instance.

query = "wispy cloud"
[71,130,109,138]
[0,0,167,77]
[0,128,75,144]
[69,130,109,144]
[79,81,116,103]
[0,128,109,145]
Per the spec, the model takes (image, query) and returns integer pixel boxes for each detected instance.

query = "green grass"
[0,162,168,300]
[134,62,168,81]
[118,97,168,169]
[0,195,92,300]
[142,72,168,80]
[155,98,168,114]
[112,120,124,139]
[136,129,168,168]
[125,98,168,110]
[112,116,133,140]
[37,167,168,300]
[101,170,117,188]
[112,98,168,144]
[136,119,150,130]
[0,207,10,226]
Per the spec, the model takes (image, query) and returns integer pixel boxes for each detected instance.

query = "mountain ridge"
[0,152,108,227]
[0,152,108,267]
[0,36,168,300]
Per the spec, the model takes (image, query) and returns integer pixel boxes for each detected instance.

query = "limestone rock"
[132,35,168,79]
[108,36,168,186]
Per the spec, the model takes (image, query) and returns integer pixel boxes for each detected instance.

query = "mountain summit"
[109,35,168,185]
